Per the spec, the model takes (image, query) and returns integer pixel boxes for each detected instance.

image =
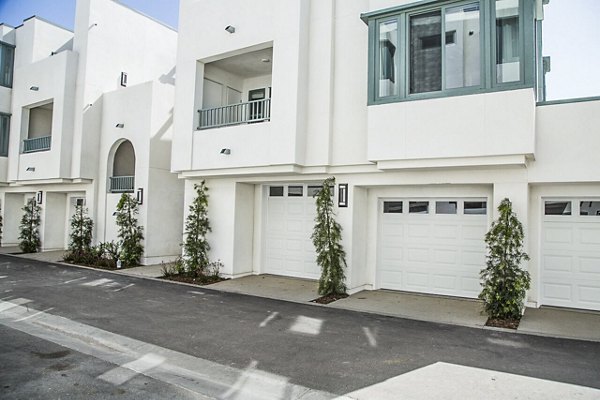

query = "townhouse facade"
[172,0,600,312]
[0,0,183,265]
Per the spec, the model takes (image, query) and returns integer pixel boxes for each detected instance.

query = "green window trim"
[365,0,536,105]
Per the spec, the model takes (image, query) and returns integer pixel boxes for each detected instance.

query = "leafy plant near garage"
[479,198,531,321]
[182,181,211,275]
[19,198,41,253]
[312,176,347,296]
[115,193,144,267]
[65,205,94,262]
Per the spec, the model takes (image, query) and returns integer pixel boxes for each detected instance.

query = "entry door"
[248,88,266,121]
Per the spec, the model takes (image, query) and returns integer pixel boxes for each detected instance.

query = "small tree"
[183,181,211,275]
[311,177,347,296]
[479,198,531,320]
[68,205,93,254]
[19,198,41,253]
[115,193,144,267]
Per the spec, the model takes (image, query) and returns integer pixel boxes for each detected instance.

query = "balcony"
[23,135,51,153]
[109,176,134,193]
[198,98,271,130]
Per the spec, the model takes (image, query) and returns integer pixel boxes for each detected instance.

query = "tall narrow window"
[0,43,14,88]
[378,20,399,97]
[410,11,442,94]
[495,0,521,83]
[0,114,9,157]
[445,3,481,89]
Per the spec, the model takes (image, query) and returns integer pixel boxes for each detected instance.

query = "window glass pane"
[288,186,303,197]
[580,201,600,216]
[464,201,487,215]
[0,45,14,88]
[436,201,457,214]
[445,3,481,89]
[378,20,399,98]
[409,201,429,214]
[307,186,322,197]
[269,186,284,197]
[495,0,521,84]
[545,201,571,216]
[410,11,442,94]
[383,201,403,213]
[0,115,9,157]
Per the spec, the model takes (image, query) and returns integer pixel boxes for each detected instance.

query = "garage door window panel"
[384,201,404,213]
[464,201,487,215]
[545,201,571,216]
[409,201,429,214]
[269,186,284,197]
[288,186,303,197]
[436,201,458,214]
[580,201,600,216]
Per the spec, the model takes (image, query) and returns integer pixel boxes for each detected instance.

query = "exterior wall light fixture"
[115,123,125,128]
[225,25,236,34]
[220,148,231,155]
[136,188,144,205]
[36,191,43,204]
[30,86,39,91]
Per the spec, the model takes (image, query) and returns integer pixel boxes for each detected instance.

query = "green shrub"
[311,177,347,296]
[183,181,211,275]
[68,205,93,253]
[479,198,531,320]
[19,198,41,253]
[115,194,144,267]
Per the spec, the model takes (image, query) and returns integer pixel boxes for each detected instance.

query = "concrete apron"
[208,275,487,327]
[4,250,600,342]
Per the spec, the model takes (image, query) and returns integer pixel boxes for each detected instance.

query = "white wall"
[13,18,73,69]
[96,81,152,247]
[173,0,311,172]
[71,0,177,180]
[8,50,78,181]
[368,89,536,164]
[529,100,600,183]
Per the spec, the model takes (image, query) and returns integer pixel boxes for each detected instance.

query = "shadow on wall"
[159,66,176,86]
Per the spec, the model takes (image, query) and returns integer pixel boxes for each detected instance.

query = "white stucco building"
[172,0,600,312]
[0,0,183,264]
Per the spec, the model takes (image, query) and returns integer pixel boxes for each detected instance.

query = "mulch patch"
[161,273,226,286]
[485,317,521,330]
[310,293,349,304]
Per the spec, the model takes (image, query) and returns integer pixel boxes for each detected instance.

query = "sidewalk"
[4,249,600,342]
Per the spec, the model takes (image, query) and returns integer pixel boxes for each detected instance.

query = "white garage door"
[541,199,600,311]
[377,198,488,298]
[264,184,322,279]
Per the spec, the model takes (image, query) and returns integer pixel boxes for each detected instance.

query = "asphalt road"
[1,255,599,399]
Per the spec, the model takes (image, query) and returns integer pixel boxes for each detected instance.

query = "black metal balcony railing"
[198,98,271,130]
[23,136,51,153]
[109,176,135,193]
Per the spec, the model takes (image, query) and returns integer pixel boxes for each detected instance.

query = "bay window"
[365,0,535,104]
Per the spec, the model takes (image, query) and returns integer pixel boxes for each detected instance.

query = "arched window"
[109,140,135,193]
